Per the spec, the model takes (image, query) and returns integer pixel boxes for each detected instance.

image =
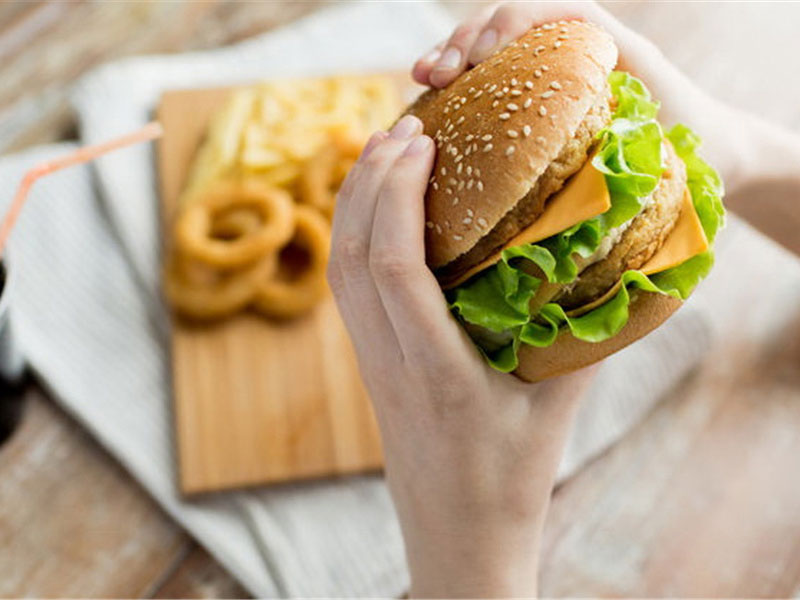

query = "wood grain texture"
[541,310,800,597]
[0,387,192,598]
[157,85,393,494]
[0,0,323,154]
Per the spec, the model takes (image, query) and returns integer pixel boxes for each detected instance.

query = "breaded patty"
[554,141,688,309]
[436,95,611,287]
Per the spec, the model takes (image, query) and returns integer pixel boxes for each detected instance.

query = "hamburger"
[405,20,725,381]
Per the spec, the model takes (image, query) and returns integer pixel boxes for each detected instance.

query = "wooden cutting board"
[157,76,419,494]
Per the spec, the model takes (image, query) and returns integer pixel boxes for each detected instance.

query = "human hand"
[328,114,596,597]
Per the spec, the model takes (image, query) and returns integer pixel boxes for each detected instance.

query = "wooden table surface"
[2,1,800,597]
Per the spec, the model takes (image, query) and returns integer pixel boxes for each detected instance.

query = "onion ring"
[251,205,331,319]
[175,179,294,268]
[298,135,362,219]
[164,252,275,321]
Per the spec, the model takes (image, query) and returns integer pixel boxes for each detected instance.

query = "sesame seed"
[460,97,467,105]
[506,103,519,111]
[482,134,493,141]
[550,81,562,90]
[533,32,543,38]
[462,217,472,225]
[534,69,542,78]
[558,34,569,40]
[465,146,472,156]
[522,42,530,48]
[454,104,461,111]
[554,41,562,48]
[467,179,474,189]
[441,167,447,176]
[542,23,555,30]
[541,65,550,71]
[483,143,494,152]
[443,107,449,114]
[541,90,554,99]
[511,78,518,86]
[453,234,463,241]
[525,80,534,89]
[524,97,533,109]
[446,188,452,195]
[511,65,518,71]
[477,181,484,192]
[503,86,509,93]
[472,143,478,153]
[448,177,457,186]
[426,221,434,229]
[536,136,546,144]
[475,168,481,177]
[538,105,548,116]
[457,162,463,174]
[511,89,522,96]
[455,155,463,163]
[435,224,442,234]
[523,125,532,137]
[458,180,465,190]
[506,145,516,156]
[465,134,474,142]
[474,90,483,99]
[488,84,497,93]
[492,100,500,108]
[452,197,459,206]
[499,113,511,120]
[468,87,475,93]
[494,91,504,99]
[466,166,473,176]
[507,129,519,138]
[457,116,466,124]
[477,217,488,227]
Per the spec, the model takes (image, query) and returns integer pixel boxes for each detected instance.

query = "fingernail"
[390,115,421,140]
[422,47,442,63]
[472,28,498,57]
[436,46,461,70]
[402,135,432,157]
[361,131,387,159]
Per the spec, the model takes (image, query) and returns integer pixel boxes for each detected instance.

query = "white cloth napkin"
[7,2,798,596]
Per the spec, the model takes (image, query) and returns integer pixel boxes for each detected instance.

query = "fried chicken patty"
[554,141,687,309]
[436,95,611,287]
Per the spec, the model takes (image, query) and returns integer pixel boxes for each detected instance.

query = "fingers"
[328,116,423,366]
[411,43,444,87]
[416,3,498,89]
[368,134,473,365]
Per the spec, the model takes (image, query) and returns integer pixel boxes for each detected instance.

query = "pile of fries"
[165,76,400,321]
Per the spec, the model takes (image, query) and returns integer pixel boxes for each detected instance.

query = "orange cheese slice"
[640,187,709,275]
[565,186,709,317]
[444,158,611,289]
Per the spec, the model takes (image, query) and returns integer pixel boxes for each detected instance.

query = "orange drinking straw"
[0,121,164,255]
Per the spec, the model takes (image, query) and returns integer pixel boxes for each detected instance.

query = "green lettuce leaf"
[449,74,725,372]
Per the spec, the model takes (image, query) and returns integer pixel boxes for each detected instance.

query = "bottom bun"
[513,291,682,382]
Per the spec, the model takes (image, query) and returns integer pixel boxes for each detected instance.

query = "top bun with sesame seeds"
[406,20,617,275]
[401,19,726,382]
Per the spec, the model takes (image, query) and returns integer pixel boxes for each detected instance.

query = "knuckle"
[449,24,476,46]
[491,4,523,29]
[369,249,415,283]
[334,235,368,270]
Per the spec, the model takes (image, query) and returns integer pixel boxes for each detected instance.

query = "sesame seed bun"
[406,20,618,270]
[514,291,683,382]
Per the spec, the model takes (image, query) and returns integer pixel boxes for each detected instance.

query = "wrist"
[407,532,541,598]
